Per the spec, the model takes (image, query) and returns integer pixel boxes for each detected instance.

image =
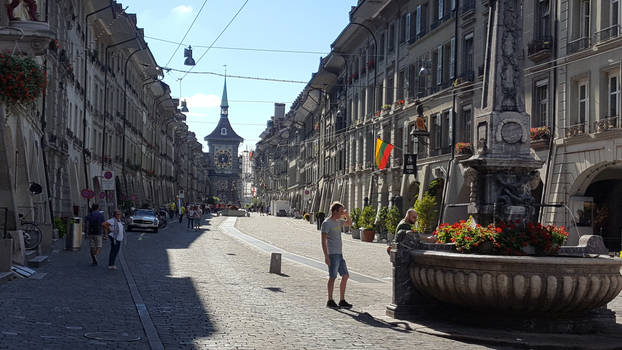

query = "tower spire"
[220,73,229,117]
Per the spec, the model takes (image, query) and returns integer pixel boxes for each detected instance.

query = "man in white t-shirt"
[102,210,125,270]
[321,201,352,309]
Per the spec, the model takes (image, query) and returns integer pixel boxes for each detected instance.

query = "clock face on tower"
[215,148,233,168]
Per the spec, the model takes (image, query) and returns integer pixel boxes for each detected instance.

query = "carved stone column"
[462,0,543,225]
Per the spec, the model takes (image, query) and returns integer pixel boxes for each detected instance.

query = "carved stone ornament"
[496,118,528,144]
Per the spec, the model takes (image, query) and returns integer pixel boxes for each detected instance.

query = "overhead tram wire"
[163,0,209,69]
[144,35,329,56]
[181,0,250,80]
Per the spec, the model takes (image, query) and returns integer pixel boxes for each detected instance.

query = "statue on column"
[6,0,39,21]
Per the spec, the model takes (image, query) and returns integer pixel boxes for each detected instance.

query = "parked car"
[276,209,287,217]
[127,209,159,232]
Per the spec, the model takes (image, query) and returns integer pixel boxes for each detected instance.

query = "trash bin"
[66,217,83,251]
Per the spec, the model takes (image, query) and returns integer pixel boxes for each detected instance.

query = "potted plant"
[413,193,438,234]
[359,205,376,242]
[0,53,47,105]
[375,206,389,241]
[350,208,361,239]
[315,211,326,230]
[385,206,402,244]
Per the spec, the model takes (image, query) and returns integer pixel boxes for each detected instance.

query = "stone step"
[27,255,48,268]
[25,249,38,260]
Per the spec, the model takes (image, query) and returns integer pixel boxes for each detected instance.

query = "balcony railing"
[567,37,591,54]
[564,123,586,137]
[593,116,620,133]
[460,0,476,16]
[594,25,621,44]
[527,35,553,61]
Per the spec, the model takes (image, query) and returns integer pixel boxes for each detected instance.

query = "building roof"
[205,78,243,143]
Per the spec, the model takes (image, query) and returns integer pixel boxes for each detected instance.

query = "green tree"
[414,193,438,234]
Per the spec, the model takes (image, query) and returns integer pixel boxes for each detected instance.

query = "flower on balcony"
[530,126,551,141]
[455,142,472,154]
[396,99,405,106]
[0,54,47,105]
[381,104,392,111]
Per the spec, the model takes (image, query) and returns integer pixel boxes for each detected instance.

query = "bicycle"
[18,214,42,250]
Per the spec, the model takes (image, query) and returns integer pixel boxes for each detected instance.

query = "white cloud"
[183,93,221,108]
[172,5,193,15]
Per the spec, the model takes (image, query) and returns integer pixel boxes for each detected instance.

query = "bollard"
[269,252,281,274]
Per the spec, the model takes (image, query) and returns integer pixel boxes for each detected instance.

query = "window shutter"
[406,13,411,41]
[416,6,422,35]
[437,45,443,85]
[449,37,455,79]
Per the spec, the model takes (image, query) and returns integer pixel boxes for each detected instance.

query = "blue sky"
[121,0,356,153]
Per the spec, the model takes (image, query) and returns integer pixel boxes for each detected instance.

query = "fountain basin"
[410,250,622,314]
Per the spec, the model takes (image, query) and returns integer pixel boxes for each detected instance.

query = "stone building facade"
[254,0,622,249]
[0,0,209,265]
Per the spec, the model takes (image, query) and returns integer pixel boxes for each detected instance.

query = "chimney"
[274,103,285,119]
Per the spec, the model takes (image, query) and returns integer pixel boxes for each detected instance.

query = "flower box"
[530,126,551,141]
[455,142,472,155]
[0,54,46,105]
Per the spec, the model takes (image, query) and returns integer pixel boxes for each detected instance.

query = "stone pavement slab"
[0,236,149,349]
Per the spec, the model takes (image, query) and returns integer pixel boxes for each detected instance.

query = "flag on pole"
[375,138,394,170]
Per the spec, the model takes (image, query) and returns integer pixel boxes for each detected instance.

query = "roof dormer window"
[221,128,227,135]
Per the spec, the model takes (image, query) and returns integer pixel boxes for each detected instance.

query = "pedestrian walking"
[102,210,125,270]
[194,206,203,230]
[321,201,353,309]
[84,204,105,266]
[187,206,195,230]
[179,205,186,224]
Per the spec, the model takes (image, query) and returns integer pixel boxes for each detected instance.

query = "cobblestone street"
[0,214,500,349]
[4,213,622,349]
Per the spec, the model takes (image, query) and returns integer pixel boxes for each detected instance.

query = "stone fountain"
[387,0,622,334]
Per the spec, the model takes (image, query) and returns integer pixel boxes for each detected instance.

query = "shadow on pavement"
[336,309,413,333]
[123,214,217,349]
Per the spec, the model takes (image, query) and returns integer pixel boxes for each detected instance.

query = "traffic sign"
[102,170,115,191]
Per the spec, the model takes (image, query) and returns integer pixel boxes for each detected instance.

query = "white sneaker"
[108,265,117,270]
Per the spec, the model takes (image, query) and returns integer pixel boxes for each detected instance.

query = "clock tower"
[205,77,244,205]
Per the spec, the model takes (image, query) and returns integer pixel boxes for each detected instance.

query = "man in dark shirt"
[84,204,106,265]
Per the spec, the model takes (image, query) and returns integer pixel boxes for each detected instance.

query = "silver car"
[127,209,159,232]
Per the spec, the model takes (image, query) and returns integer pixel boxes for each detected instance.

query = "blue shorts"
[328,254,349,279]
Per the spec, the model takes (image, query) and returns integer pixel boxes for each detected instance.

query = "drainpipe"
[40,58,54,226]
[539,2,558,223]
[439,0,460,226]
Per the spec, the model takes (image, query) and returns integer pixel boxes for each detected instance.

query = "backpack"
[87,213,103,235]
